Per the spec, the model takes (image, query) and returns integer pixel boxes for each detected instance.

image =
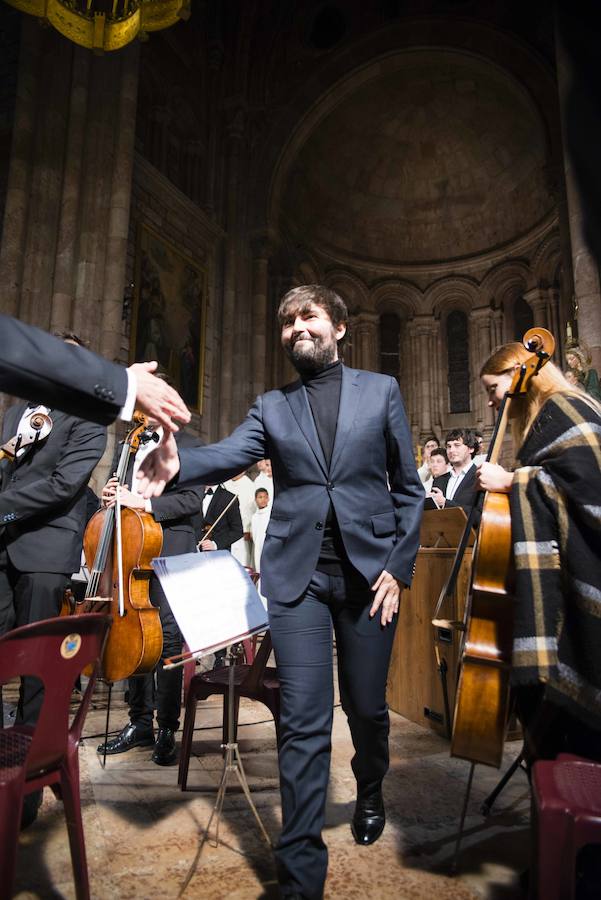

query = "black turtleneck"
[302,360,349,575]
[302,359,342,466]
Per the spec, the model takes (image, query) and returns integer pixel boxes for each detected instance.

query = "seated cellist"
[476,342,601,763]
[97,420,204,766]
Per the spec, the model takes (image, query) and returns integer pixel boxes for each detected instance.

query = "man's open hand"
[135,431,180,497]
[129,361,191,432]
[370,570,403,626]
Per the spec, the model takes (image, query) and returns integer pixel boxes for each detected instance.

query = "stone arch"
[424,276,480,318]
[324,269,370,313]
[531,230,561,287]
[370,280,422,318]
[480,259,534,307]
[480,259,533,342]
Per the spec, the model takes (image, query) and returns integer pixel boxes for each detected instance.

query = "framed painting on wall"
[130,223,207,413]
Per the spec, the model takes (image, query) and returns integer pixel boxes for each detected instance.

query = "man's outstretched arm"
[0,314,190,431]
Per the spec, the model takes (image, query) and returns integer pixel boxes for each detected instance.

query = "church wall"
[126,154,224,447]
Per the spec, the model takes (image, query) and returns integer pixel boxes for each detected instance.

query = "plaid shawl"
[510,393,601,731]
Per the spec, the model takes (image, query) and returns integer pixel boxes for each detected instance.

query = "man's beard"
[284,334,337,374]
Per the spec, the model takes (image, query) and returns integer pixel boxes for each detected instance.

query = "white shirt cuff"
[144,498,153,513]
[120,369,137,421]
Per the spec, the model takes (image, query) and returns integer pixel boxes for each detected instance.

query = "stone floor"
[10,671,531,900]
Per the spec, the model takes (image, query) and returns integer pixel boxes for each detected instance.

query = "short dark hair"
[54,330,87,347]
[445,428,477,450]
[423,436,438,448]
[430,448,448,462]
[277,285,349,348]
[255,487,268,498]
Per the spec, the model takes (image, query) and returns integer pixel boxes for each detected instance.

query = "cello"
[434,327,555,768]
[77,413,163,683]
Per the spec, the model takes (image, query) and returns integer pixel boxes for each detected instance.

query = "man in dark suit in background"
[136,285,423,900]
[196,482,244,669]
[0,333,107,726]
[430,429,478,520]
[97,423,204,766]
[429,448,451,496]
[197,483,243,552]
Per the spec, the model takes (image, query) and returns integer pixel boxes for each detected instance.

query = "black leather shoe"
[97,723,154,755]
[152,727,177,766]
[351,789,385,846]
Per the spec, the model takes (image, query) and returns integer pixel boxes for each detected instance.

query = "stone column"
[411,316,437,439]
[250,234,274,399]
[352,312,379,371]
[404,317,419,436]
[51,46,91,333]
[218,106,245,437]
[0,19,41,320]
[523,287,549,329]
[547,287,563,361]
[470,306,494,426]
[556,26,601,369]
[100,43,139,363]
[523,286,564,363]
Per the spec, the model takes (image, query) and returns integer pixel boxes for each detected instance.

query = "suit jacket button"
[315,522,323,530]
[327,481,334,489]
[94,384,102,396]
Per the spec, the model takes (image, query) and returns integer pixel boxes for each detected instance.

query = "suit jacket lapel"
[284,380,328,476]
[329,367,361,474]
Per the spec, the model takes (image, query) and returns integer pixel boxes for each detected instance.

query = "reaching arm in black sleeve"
[0,314,127,424]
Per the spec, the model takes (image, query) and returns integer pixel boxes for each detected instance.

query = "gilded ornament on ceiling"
[5,0,191,52]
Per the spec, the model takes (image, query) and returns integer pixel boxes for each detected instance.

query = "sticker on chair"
[60,633,82,659]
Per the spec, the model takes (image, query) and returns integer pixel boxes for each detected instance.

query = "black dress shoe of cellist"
[97,722,155,755]
[152,728,177,766]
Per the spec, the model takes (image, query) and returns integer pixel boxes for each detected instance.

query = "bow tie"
[205,488,214,495]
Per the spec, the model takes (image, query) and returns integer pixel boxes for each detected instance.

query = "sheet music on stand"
[151,551,269,664]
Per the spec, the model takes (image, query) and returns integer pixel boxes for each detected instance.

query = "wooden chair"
[0,613,111,900]
[178,631,279,791]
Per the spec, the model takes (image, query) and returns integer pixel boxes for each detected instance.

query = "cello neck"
[85,438,132,598]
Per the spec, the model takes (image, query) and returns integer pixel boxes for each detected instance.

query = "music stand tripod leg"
[480,749,525,817]
[198,644,271,853]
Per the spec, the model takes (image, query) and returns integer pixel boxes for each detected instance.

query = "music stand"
[420,508,475,550]
[152,551,271,860]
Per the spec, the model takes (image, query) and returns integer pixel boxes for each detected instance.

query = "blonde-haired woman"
[475,342,601,763]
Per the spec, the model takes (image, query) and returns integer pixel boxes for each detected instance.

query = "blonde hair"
[480,342,595,448]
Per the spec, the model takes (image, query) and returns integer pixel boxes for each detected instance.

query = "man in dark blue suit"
[137,285,424,900]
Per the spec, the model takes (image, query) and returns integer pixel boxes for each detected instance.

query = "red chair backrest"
[240,631,273,693]
[0,614,111,776]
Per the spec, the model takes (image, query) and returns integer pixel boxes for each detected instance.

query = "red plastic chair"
[531,753,601,899]
[0,613,111,900]
[178,631,280,790]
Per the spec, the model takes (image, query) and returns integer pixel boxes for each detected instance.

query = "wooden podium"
[387,509,474,737]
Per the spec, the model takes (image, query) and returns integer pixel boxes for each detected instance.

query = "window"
[513,295,534,341]
[447,310,470,413]
[380,313,400,382]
